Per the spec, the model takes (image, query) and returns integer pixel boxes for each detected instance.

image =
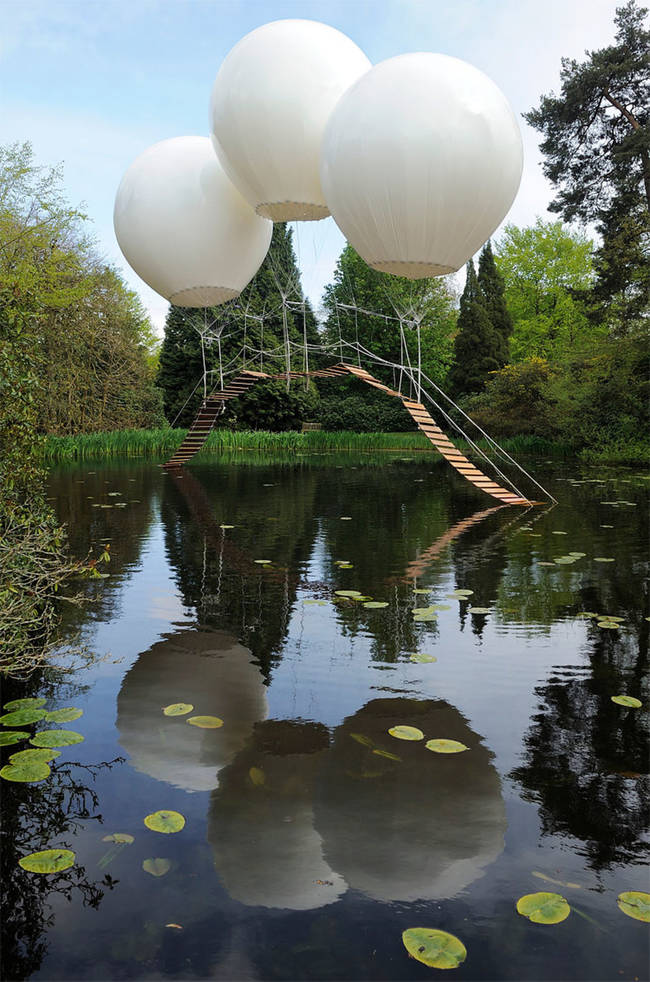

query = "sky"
[2,0,623,335]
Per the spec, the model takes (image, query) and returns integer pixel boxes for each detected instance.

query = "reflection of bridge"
[164,363,538,506]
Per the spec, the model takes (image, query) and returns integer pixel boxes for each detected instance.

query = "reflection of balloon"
[313,698,506,901]
[113,136,272,306]
[116,630,268,792]
[321,54,523,278]
[210,20,370,221]
[208,720,347,909]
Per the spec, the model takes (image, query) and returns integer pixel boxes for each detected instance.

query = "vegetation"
[448,254,504,396]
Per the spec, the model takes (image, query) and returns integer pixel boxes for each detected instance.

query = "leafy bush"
[461,359,560,439]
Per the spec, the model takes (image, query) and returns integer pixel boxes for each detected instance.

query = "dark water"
[2,452,649,981]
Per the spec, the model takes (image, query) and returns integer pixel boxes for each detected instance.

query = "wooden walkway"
[164,364,537,506]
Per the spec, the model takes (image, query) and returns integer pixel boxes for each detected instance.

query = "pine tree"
[448,260,503,397]
[477,241,512,364]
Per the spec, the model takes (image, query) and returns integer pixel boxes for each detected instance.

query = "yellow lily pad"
[516,891,570,924]
[144,810,185,834]
[611,695,642,708]
[402,927,467,969]
[617,891,650,922]
[388,725,424,741]
[187,715,223,728]
[425,739,469,754]
[162,703,193,716]
[30,729,84,748]
[18,848,75,873]
[143,858,171,877]
[409,653,437,663]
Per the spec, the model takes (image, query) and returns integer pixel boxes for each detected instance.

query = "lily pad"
[402,928,467,970]
[372,748,401,761]
[598,615,624,622]
[3,698,46,711]
[18,849,75,873]
[334,590,362,598]
[413,606,435,614]
[9,748,60,765]
[388,725,424,741]
[162,703,193,716]
[0,731,30,746]
[143,858,171,877]
[617,891,650,922]
[409,653,437,663]
[551,531,567,535]
[516,891,570,924]
[219,524,234,529]
[364,602,388,609]
[568,552,586,558]
[45,708,83,723]
[425,739,469,754]
[30,729,84,748]
[597,621,620,629]
[144,810,185,834]
[187,715,223,728]
[254,559,271,565]
[611,695,642,708]
[338,563,354,568]
[303,599,328,606]
[102,833,134,844]
[593,557,614,562]
[249,767,265,786]
[340,516,352,520]
[432,604,451,611]
[350,732,374,748]
[414,612,437,622]
[413,589,431,595]
[0,708,48,727]
[1,760,51,782]
[468,607,491,614]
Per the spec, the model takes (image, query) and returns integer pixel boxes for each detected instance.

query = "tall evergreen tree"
[448,260,503,397]
[477,240,512,363]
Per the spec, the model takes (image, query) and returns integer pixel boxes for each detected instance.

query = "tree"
[525,1,650,330]
[477,240,512,362]
[447,260,503,397]
[494,219,596,360]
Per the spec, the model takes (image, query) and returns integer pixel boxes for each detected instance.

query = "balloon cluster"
[114,19,523,308]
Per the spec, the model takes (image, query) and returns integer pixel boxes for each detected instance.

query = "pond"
[2,452,649,981]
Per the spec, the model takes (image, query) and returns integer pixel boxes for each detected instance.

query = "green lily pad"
[143,858,171,877]
[144,810,185,834]
[254,559,271,564]
[432,604,451,611]
[597,621,620,629]
[516,891,570,924]
[468,607,491,614]
[578,612,599,618]
[45,708,83,723]
[425,739,469,754]
[162,703,193,716]
[3,698,46,711]
[1,760,51,782]
[352,596,372,602]
[402,927,467,970]
[568,552,586,558]
[334,590,362,597]
[0,709,48,727]
[414,612,437,622]
[611,695,642,708]
[338,563,354,568]
[364,602,388,608]
[187,715,223,728]
[9,748,60,765]
[102,833,134,844]
[219,524,234,529]
[413,588,431,595]
[598,615,624,622]
[413,606,435,614]
[617,891,650,922]
[409,653,437,663]
[551,531,567,535]
[303,599,328,606]
[18,848,75,873]
[30,729,84,748]
[0,731,30,746]
[340,516,352,520]
[388,725,424,741]
[593,557,614,562]
[447,590,473,598]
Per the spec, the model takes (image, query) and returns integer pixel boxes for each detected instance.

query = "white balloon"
[321,53,523,278]
[114,136,272,307]
[210,19,370,222]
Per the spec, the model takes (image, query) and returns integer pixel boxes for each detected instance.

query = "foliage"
[525,1,650,330]
[316,390,415,432]
[477,240,511,360]
[495,220,597,360]
[448,259,504,397]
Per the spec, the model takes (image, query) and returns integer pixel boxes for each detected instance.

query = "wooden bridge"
[163,364,538,507]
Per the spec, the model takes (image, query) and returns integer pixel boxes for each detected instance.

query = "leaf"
[532,871,581,890]
[340,516,352,520]
[409,653,437,663]
[19,849,75,873]
[144,810,186,834]
[334,590,362,597]
[187,715,223,728]
[1,760,51,782]
[467,607,491,614]
[350,732,374,748]
[593,557,614,562]
[102,833,134,844]
[516,891,570,924]
[372,748,401,761]
[143,858,171,877]
[162,703,193,716]
[425,739,469,754]
[402,928,467,970]
[0,708,48,726]
[388,725,424,741]
[219,524,234,529]
[0,731,30,746]
[30,729,84,747]
[413,588,431,595]
[45,708,83,723]
[3,698,46,711]
[413,606,435,614]
[363,602,388,608]
[249,766,265,786]
[617,891,650,922]
[611,695,642,708]
[453,589,474,596]
[254,559,271,564]
[9,748,60,765]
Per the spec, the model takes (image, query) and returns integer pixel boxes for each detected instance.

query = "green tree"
[525,0,650,330]
[448,260,502,397]
[495,219,596,360]
[477,240,512,362]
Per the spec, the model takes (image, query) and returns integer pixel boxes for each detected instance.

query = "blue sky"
[2,0,622,333]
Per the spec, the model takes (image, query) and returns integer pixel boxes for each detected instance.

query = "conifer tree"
[477,240,512,363]
[448,260,503,397]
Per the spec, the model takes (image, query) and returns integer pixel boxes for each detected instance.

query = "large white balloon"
[321,53,523,278]
[113,136,272,307]
[210,19,371,221]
